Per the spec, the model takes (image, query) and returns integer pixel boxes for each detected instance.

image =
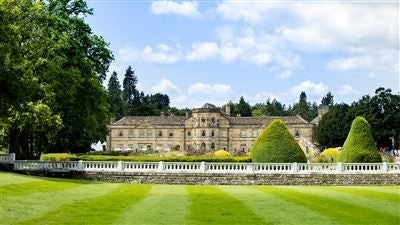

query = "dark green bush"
[338,116,382,163]
[251,119,306,163]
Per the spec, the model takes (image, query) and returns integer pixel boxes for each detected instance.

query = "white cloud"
[275,70,293,80]
[217,1,278,23]
[117,45,182,64]
[327,56,373,71]
[151,1,201,18]
[186,42,220,61]
[151,79,180,94]
[188,83,231,95]
[336,85,358,96]
[290,81,329,100]
[216,2,398,51]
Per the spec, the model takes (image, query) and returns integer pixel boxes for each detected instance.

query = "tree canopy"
[0,0,113,158]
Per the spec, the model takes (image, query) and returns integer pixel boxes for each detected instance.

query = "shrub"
[338,117,382,163]
[39,153,251,163]
[40,153,75,161]
[318,148,340,163]
[213,150,232,157]
[250,119,307,163]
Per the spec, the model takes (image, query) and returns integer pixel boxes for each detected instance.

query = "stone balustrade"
[4,160,399,175]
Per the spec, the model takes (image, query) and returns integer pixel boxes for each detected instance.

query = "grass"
[1,172,399,225]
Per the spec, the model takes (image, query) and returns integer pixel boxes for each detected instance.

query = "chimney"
[161,111,165,117]
[110,117,115,124]
[225,104,231,116]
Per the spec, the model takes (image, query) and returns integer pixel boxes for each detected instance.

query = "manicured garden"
[1,172,399,225]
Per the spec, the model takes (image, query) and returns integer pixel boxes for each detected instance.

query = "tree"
[293,91,310,120]
[321,92,334,106]
[338,117,382,163]
[122,66,139,112]
[251,119,307,163]
[350,88,400,149]
[236,96,252,117]
[1,0,113,157]
[316,103,352,148]
[107,71,125,120]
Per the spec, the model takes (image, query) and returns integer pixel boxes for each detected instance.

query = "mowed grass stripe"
[259,186,400,225]
[1,180,83,197]
[220,186,336,225]
[21,184,152,225]
[2,182,119,225]
[114,185,189,225]
[186,186,267,225]
[0,172,48,186]
[336,186,400,198]
[290,186,400,215]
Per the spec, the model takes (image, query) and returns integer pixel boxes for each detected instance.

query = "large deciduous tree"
[0,0,113,158]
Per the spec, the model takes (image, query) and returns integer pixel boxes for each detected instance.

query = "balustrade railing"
[1,154,399,174]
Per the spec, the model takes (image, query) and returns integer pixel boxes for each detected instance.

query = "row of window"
[117,130,174,138]
[117,129,263,138]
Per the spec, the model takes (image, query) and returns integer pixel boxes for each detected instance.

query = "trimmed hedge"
[40,153,251,163]
[251,119,307,163]
[338,116,382,163]
[313,148,340,163]
[213,150,232,157]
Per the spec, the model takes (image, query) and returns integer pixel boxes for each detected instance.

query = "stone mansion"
[107,103,326,153]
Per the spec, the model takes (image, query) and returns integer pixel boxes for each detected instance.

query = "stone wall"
[57,171,400,185]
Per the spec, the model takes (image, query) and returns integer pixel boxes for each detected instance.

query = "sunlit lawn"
[1,172,399,225]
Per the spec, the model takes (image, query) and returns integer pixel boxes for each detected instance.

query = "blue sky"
[85,0,399,108]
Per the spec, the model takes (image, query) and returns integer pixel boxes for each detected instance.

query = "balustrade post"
[117,161,123,171]
[42,162,48,171]
[336,162,343,174]
[382,162,387,173]
[292,162,298,173]
[157,161,164,172]
[246,164,254,173]
[200,161,206,173]
[9,153,15,162]
[77,160,83,171]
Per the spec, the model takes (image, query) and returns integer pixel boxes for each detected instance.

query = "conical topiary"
[338,116,382,163]
[251,119,307,163]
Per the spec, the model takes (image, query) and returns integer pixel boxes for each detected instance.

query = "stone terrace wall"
[71,172,400,185]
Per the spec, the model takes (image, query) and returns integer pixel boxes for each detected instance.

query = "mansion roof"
[112,115,310,127]
[113,116,186,126]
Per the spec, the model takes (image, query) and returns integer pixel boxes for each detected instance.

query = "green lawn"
[1,172,399,225]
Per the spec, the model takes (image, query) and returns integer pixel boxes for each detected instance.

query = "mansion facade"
[107,103,321,153]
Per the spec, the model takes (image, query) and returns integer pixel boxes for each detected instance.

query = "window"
[252,130,258,138]
[128,130,133,138]
[158,130,163,137]
[295,130,300,137]
[211,130,215,137]
[147,130,152,137]
[127,144,133,150]
[200,143,206,150]
[187,131,191,136]
[139,130,145,138]
[202,130,206,137]
[240,130,246,138]
[201,117,206,123]
[168,130,174,137]
[118,130,123,137]
[211,143,215,150]
[117,144,123,150]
